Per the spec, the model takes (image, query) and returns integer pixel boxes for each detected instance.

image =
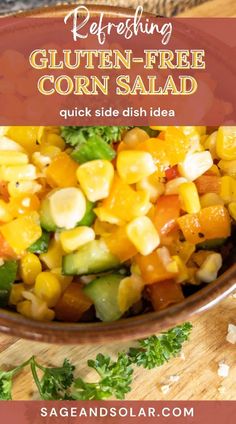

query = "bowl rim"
[0,3,236,344]
[1,263,236,344]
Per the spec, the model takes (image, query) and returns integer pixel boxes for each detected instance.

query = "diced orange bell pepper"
[104,226,137,262]
[46,152,78,188]
[199,205,231,240]
[136,138,168,177]
[158,131,166,140]
[0,233,16,259]
[102,177,150,222]
[9,194,40,217]
[0,181,9,202]
[195,176,220,194]
[153,195,181,235]
[177,205,230,244]
[148,279,184,310]
[0,212,42,255]
[135,251,177,285]
[165,165,180,181]
[164,127,190,166]
[117,141,129,153]
[177,213,203,244]
[55,283,92,322]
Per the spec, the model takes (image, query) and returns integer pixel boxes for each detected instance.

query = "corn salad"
[0,125,235,323]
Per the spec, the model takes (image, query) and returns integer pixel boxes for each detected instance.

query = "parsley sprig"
[128,322,192,369]
[61,126,131,147]
[0,323,192,400]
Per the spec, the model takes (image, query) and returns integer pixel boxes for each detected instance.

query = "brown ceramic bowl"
[0,4,235,344]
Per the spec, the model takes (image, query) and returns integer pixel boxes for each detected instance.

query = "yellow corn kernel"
[51,268,73,292]
[178,151,213,181]
[228,202,236,221]
[118,274,145,313]
[172,255,189,283]
[94,207,125,225]
[7,126,41,154]
[0,199,13,222]
[0,164,36,181]
[180,127,203,155]
[165,177,187,195]
[220,176,236,204]
[0,151,28,166]
[77,160,114,202]
[17,300,32,318]
[93,219,117,236]
[192,250,213,267]
[136,174,164,202]
[9,283,25,305]
[49,188,86,230]
[156,246,172,268]
[45,133,65,150]
[218,159,236,178]
[203,131,218,159]
[117,150,156,184]
[216,126,236,160]
[32,152,51,170]
[20,252,42,285]
[0,127,9,136]
[60,226,95,253]
[40,237,64,269]
[200,193,224,208]
[123,127,149,148]
[179,182,201,214]
[126,216,160,256]
[0,136,25,152]
[196,253,222,283]
[17,294,55,321]
[196,126,207,136]
[8,180,42,197]
[40,145,61,159]
[132,190,152,217]
[157,246,179,273]
[34,271,62,307]
[0,212,42,254]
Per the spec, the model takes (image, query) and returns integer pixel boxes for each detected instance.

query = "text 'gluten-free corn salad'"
[0,125,235,322]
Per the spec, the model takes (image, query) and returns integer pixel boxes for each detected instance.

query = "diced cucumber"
[39,198,57,232]
[27,231,51,254]
[76,200,96,227]
[83,274,123,321]
[62,239,120,276]
[0,261,18,307]
[40,197,95,231]
[197,238,226,250]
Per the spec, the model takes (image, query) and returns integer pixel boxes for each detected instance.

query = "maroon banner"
[0,401,235,423]
[0,12,235,125]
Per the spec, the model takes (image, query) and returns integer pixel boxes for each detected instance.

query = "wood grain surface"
[179,0,236,16]
[0,0,236,402]
[0,294,235,400]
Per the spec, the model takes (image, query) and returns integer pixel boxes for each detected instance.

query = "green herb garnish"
[0,323,192,400]
[61,126,130,147]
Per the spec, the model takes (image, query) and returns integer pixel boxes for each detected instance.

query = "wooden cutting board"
[0,294,235,400]
[179,0,236,16]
